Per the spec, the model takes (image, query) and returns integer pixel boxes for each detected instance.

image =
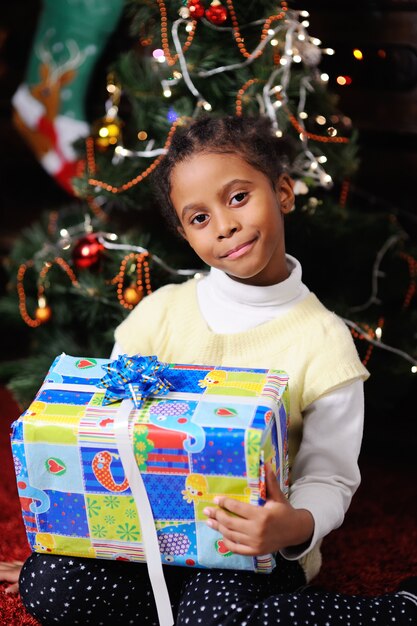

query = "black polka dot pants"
[19,552,185,625]
[19,552,417,625]
[177,570,417,626]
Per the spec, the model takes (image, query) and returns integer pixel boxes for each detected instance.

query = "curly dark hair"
[152,115,295,233]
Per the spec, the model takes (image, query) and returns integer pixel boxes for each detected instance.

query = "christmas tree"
[1,1,416,456]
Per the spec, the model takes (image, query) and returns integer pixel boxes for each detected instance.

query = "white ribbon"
[113,398,174,626]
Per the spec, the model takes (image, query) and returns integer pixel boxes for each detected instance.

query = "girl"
[2,115,417,625]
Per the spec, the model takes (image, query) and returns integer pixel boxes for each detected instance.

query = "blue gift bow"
[98,354,174,409]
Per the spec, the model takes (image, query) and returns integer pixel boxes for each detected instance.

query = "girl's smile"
[170,152,294,286]
[220,237,257,260]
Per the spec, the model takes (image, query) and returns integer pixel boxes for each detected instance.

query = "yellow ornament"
[93,116,123,150]
[35,304,52,323]
[123,286,143,306]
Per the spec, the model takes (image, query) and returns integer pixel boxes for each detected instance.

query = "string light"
[349,234,406,313]
[99,236,203,278]
[344,317,417,369]
[87,118,185,193]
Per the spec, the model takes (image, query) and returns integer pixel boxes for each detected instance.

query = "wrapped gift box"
[11,353,289,573]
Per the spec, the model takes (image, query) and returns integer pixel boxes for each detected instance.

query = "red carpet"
[0,386,416,624]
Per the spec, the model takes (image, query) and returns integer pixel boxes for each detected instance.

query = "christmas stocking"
[12,0,125,194]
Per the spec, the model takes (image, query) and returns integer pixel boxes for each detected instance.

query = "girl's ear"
[276,173,295,215]
[177,225,187,241]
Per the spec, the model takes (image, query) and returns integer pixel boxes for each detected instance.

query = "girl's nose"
[215,212,240,240]
[218,225,238,240]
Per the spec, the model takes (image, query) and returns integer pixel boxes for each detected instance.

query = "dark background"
[0,1,416,460]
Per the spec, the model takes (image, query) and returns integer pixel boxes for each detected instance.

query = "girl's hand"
[203,464,314,556]
[0,560,23,594]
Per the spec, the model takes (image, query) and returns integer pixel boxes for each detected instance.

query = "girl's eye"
[191,213,208,225]
[231,192,247,205]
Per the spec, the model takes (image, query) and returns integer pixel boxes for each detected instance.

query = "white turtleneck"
[196,254,310,333]
[112,255,364,563]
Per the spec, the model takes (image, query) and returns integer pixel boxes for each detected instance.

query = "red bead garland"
[111,252,153,309]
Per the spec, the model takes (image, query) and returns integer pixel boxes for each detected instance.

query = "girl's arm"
[281,377,364,559]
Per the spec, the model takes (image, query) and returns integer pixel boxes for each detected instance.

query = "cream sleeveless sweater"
[115,277,369,580]
[116,277,367,452]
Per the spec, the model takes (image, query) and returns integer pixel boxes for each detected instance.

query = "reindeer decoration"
[12,30,93,193]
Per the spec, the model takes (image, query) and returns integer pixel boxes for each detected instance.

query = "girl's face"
[170,152,294,286]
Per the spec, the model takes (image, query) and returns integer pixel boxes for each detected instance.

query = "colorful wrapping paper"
[11,353,289,573]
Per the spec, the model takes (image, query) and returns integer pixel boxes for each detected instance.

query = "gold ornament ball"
[93,116,123,150]
[35,305,52,323]
[123,287,143,305]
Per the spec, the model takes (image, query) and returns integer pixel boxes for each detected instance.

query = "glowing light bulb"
[163,88,172,98]
[375,327,382,340]
[280,57,288,66]
[270,39,279,47]
[316,115,326,125]
[317,155,327,164]
[411,366,417,374]
[275,130,283,137]
[293,54,302,63]
[324,48,335,55]
[320,73,329,82]
[353,48,363,60]
[299,111,308,119]
[60,229,69,237]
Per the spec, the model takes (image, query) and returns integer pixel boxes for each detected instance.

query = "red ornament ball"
[205,2,228,25]
[187,0,205,19]
[72,234,104,270]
